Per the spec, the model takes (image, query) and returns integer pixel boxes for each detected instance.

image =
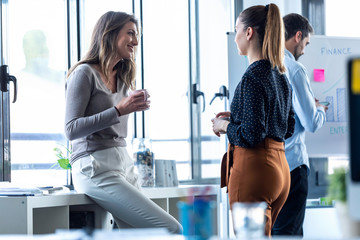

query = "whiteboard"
[299,36,360,157]
[227,34,360,157]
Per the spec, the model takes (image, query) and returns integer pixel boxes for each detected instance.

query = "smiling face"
[116,21,138,60]
[234,17,249,56]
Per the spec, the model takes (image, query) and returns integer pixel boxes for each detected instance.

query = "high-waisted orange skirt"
[225,138,290,237]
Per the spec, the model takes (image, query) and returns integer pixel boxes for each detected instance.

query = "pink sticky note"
[314,69,325,82]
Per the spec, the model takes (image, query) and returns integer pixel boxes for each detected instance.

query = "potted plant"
[327,167,347,204]
[326,167,360,238]
[53,144,73,190]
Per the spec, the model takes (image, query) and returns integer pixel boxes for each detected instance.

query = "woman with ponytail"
[212,4,295,236]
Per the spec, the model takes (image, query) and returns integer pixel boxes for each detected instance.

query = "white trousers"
[71,147,182,234]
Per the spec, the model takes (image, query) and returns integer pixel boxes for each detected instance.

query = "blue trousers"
[272,165,308,236]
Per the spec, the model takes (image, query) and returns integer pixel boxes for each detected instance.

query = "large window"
[2,0,233,185]
[325,0,360,37]
[8,0,68,186]
[142,0,232,182]
[198,0,232,179]
[142,0,192,181]
[8,0,134,186]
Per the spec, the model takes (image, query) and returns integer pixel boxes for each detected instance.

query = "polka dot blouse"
[227,59,295,148]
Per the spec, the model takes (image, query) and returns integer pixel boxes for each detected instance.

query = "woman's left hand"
[116,91,150,116]
[212,117,229,137]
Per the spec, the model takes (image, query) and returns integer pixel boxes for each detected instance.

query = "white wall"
[243,0,301,15]
[303,207,342,239]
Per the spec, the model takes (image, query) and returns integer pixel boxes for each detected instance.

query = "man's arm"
[291,67,326,132]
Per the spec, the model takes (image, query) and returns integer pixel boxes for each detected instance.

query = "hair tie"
[265,4,269,13]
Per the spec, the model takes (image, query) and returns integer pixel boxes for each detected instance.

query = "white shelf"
[0,185,220,235]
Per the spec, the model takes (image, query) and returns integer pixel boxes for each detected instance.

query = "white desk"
[0,185,220,235]
[0,193,112,234]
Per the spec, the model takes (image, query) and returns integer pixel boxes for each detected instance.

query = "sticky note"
[314,69,325,82]
[352,59,360,94]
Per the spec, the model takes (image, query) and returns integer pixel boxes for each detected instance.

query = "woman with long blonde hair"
[65,11,182,233]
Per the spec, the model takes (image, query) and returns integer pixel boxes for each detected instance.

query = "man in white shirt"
[272,13,328,236]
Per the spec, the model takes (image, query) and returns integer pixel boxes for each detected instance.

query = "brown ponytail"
[262,4,286,73]
[239,3,286,73]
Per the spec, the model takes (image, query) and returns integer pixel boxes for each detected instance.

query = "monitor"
[347,57,360,220]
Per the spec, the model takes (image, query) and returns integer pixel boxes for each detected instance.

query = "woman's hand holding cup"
[116,89,150,116]
[211,111,231,137]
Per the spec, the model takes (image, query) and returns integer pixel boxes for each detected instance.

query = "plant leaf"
[57,158,71,170]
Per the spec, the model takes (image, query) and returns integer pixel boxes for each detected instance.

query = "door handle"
[0,65,17,103]
[209,85,229,105]
[192,83,205,112]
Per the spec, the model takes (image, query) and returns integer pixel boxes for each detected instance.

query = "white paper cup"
[130,89,148,101]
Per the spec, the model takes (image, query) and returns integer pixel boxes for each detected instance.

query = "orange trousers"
[226,138,290,237]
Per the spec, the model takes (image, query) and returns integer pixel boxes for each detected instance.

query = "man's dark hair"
[283,13,314,41]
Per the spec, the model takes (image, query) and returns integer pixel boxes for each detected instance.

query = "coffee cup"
[130,89,148,101]
[220,117,230,121]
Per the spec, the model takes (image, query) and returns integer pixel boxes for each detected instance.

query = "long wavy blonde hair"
[67,11,139,90]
